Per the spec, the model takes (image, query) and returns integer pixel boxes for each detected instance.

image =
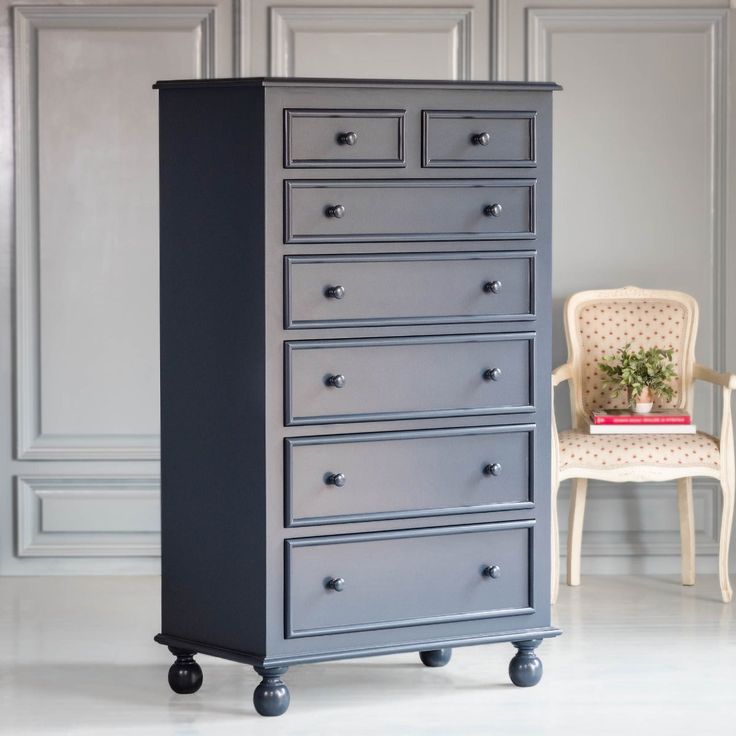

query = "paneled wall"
[0,0,732,575]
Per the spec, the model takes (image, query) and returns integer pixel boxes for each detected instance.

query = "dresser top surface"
[153,76,562,92]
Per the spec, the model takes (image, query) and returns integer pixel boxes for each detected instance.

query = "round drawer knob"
[326,204,346,219]
[483,280,502,294]
[484,203,503,217]
[483,367,502,382]
[326,577,345,592]
[337,131,357,146]
[482,564,501,579]
[483,463,502,477]
[326,473,346,487]
[325,285,346,300]
[472,132,491,146]
[326,374,346,388]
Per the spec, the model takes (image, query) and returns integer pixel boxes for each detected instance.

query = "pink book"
[590,409,691,425]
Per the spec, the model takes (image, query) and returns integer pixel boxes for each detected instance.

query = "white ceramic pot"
[631,386,654,414]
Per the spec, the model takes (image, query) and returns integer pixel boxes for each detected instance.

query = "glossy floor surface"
[1,575,734,735]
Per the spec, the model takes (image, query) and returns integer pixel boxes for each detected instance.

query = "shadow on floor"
[1,654,512,729]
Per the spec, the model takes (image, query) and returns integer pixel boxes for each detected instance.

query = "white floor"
[1,575,734,735]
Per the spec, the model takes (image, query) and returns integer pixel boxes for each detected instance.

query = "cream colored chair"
[551,287,735,603]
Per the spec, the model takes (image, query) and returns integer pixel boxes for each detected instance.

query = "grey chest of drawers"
[153,77,561,717]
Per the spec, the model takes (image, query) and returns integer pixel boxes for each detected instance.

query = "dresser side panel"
[158,86,267,655]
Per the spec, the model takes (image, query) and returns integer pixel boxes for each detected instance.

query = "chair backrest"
[564,286,699,429]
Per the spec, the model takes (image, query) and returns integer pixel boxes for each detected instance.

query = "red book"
[590,409,691,425]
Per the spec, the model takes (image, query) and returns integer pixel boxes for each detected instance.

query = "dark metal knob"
[483,463,502,477]
[483,367,502,382]
[472,132,491,146]
[326,204,346,218]
[326,374,346,388]
[325,285,345,300]
[484,203,502,217]
[326,577,345,592]
[483,280,502,294]
[337,131,357,146]
[483,565,501,579]
[326,473,346,487]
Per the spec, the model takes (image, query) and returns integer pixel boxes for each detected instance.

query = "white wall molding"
[17,475,161,557]
[13,5,217,460]
[527,7,729,561]
[490,0,507,80]
[269,5,473,79]
[234,0,252,75]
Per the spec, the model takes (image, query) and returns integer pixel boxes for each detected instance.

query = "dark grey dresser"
[153,77,561,716]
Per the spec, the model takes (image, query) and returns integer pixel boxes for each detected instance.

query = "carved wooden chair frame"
[551,286,735,603]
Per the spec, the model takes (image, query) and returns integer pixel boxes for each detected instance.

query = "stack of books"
[588,408,695,434]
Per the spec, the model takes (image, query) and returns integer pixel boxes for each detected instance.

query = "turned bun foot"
[419,648,453,667]
[253,666,290,717]
[509,639,543,687]
[167,647,203,694]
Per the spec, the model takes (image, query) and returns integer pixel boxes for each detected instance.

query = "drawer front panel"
[285,109,405,168]
[286,425,534,526]
[423,111,536,167]
[285,521,534,637]
[284,179,536,243]
[285,333,534,425]
[285,252,535,329]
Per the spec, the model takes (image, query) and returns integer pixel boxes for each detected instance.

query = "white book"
[588,423,697,435]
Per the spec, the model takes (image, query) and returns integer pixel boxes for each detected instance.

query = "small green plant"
[598,344,677,402]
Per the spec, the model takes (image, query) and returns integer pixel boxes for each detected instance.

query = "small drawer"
[285,251,534,329]
[284,179,536,243]
[285,521,534,637]
[285,425,534,526]
[284,333,534,426]
[423,111,536,167]
[284,109,405,168]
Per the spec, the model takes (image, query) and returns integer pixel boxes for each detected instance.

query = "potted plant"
[598,344,678,414]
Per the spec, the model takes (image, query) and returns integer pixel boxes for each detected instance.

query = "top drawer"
[285,109,405,168]
[423,111,536,168]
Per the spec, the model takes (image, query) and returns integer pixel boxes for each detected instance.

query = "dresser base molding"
[154,626,561,669]
[159,631,558,716]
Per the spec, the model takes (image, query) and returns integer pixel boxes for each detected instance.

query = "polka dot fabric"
[558,429,720,472]
[574,299,688,413]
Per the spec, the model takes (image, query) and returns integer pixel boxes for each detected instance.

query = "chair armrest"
[693,364,736,390]
[552,363,574,388]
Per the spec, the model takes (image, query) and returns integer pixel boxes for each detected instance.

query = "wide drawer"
[285,521,534,637]
[285,251,535,329]
[284,179,536,243]
[284,109,405,168]
[423,110,536,167]
[284,333,534,426]
[285,425,534,526]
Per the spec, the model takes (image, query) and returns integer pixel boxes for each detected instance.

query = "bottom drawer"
[285,521,533,638]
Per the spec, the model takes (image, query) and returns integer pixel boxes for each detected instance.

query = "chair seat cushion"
[558,429,720,472]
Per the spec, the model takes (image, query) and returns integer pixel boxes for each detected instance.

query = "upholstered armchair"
[551,287,735,603]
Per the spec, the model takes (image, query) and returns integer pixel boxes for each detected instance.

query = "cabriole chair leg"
[677,477,696,586]
[567,478,587,587]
